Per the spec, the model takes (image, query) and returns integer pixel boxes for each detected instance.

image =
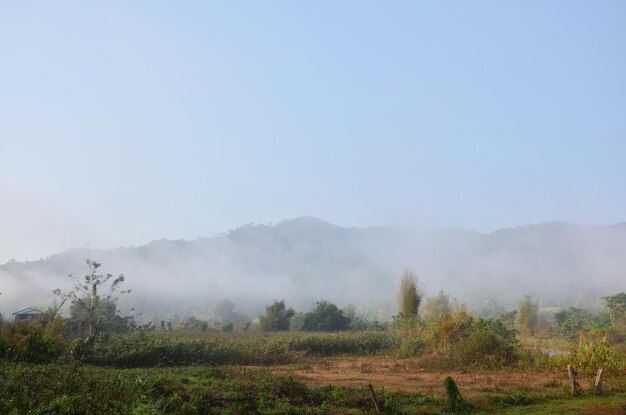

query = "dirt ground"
[268,356,619,398]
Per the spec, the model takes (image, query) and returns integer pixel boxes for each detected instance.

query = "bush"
[430,311,521,368]
[451,318,520,367]
[0,318,66,363]
[566,337,624,374]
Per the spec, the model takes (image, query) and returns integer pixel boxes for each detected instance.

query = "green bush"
[451,318,520,367]
[429,311,521,369]
[0,319,66,363]
[566,337,625,374]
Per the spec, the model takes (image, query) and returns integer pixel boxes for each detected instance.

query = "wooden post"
[594,368,603,394]
[567,365,578,395]
[368,383,384,414]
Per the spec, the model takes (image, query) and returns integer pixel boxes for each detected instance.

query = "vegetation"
[515,295,539,336]
[301,301,351,332]
[53,259,128,342]
[259,300,295,331]
[398,269,422,317]
[603,292,626,329]
[554,307,593,337]
[421,290,453,321]
[2,260,626,414]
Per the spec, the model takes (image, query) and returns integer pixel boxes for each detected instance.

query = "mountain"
[1,217,625,321]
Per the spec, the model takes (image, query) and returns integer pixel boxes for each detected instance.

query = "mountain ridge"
[1,217,625,320]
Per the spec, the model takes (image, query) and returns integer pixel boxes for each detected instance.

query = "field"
[1,330,625,414]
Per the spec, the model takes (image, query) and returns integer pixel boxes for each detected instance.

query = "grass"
[2,326,625,413]
[82,331,419,367]
[2,356,624,414]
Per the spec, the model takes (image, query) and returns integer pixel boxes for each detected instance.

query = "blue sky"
[1,1,625,261]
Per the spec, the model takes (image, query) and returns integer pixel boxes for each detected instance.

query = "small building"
[12,307,44,323]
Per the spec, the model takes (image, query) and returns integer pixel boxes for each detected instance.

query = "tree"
[53,259,129,342]
[302,301,351,332]
[554,307,593,337]
[259,300,295,331]
[398,269,422,317]
[602,292,626,328]
[422,291,452,320]
[515,295,538,336]
[67,298,134,337]
[210,299,250,325]
[181,316,209,332]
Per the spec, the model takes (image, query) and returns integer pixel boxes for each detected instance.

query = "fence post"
[594,368,603,394]
[367,383,384,414]
[567,364,578,395]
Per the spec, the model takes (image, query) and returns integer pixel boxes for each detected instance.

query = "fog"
[2,2,625,326]
[1,217,625,323]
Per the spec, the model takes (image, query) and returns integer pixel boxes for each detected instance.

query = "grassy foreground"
[1,360,625,415]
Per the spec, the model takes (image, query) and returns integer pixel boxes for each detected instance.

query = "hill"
[1,218,625,321]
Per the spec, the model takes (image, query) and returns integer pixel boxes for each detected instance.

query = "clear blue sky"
[1,1,625,262]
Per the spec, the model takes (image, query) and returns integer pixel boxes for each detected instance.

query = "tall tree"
[515,295,538,336]
[53,259,128,342]
[398,269,422,317]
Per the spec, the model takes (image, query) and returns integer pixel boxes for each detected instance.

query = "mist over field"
[2,216,625,323]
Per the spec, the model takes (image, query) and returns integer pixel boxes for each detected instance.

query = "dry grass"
[266,355,625,401]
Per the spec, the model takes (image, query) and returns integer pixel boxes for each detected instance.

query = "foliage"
[78,331,404,367]
[0,318,66,363]
[566,337,625,374]
[422,290,452,321]
[259,300,295,331]
[180,316,209,332]
[515,295,538,336]
[444,376,468,413]
[429,310,521,368]
[393,313,421,332]
[301,301,351,332]
[497,309,518,330]
[53,259,128,341]
[602,292,626,329]
[0,363,451,415]
[554,307,593,337]
[210,299,250,324]
[67,298,135,337]
[398,269,422,317]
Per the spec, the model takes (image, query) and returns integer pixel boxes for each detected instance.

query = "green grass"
[83,331,418,367]
[0,362,444,414]
[1,361,624,415]
[495,393,626,414]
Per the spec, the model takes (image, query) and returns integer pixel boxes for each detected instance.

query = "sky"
[0,1,625,263]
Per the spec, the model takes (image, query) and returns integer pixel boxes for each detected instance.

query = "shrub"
[0,318,66,363]
[566,337,624,374]
[430,311,521,368]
